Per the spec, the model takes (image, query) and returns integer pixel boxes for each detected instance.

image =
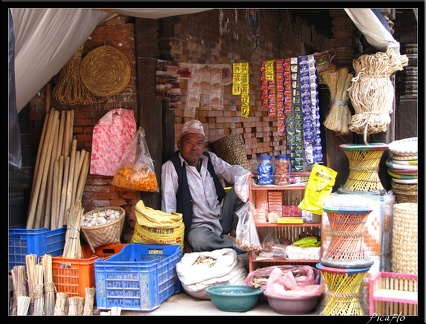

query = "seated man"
[161,119,249,252]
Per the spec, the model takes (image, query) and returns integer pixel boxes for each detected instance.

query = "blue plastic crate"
[8,226,67,271]
[94,243,181,311]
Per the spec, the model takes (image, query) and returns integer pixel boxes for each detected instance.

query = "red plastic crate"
[51,244,126,297]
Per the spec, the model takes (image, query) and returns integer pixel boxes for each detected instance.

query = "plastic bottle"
[275,155,290,185]
[257,155,273,185]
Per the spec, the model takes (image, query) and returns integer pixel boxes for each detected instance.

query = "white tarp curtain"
[10,8,212,114]
[8,8,400,167]
[344,8,400,54]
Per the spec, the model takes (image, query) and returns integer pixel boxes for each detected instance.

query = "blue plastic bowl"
[205,285,263,312]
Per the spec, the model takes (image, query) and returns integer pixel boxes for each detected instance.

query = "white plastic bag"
[176,248,247,299]
[234,202,262,252]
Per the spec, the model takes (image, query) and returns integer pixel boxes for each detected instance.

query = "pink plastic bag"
[90,108,136,176]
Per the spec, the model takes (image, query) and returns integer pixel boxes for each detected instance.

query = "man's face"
[178,133,205,166]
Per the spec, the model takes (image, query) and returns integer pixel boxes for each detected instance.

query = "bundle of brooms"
[53,45,95,105]
[10,265,28,315]
[322,67,353,135]
[62,201,84,258]
[42,254,55,315]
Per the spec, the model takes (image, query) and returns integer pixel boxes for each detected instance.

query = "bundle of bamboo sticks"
[42,254,55,315]
[62,201,84,258]
[322,67,353,135]
[26,108,90,230]
[10,265,27,315]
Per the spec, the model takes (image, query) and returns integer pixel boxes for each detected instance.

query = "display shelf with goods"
[248,172,322,272]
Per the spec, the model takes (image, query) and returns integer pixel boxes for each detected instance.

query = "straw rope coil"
[80,45,131,97]
[391,203,417,274]
[80,206,125,253]
[348,48,408,144]
[212,134,250,170]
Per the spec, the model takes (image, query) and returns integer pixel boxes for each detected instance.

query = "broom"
[53,292,68,316]
[83,287,96,315]
[10,265,27,316]
[77,297,85,315]
[68,297,79,315]
[42,254,55,315]
[17,296,31,316]
[339,72,354,135]
[32,264,45,315]
[25,254,37,315]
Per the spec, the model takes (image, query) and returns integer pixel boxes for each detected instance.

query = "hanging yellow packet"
[298,163,337,215]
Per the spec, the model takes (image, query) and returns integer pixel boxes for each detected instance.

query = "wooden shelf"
[248,173,321,272]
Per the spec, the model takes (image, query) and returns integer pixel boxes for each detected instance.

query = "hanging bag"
[112,126,159,192]
[90,108,136,176]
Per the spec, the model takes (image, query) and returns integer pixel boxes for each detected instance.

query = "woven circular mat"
[391,203,418,274]
[80,46,131,97]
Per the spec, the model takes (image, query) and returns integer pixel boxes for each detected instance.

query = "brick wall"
[27,10,331,241]
[170,9,330,168]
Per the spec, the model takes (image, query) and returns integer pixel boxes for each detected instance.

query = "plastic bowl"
[263,292,320,315]
[205,285,263,312]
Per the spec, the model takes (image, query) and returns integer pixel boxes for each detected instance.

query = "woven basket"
[81,206,125,253]
[80,45,131,97]
[391,182,418,203]
[391,203,417,274]
[212,134,250,170]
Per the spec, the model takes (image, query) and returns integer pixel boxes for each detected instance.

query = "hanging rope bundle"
[53,45,95,105]
[348,48,408,143]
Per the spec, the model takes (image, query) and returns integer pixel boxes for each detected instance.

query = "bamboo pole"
[44,111,61,229]
[34,110,59,229]
[46,83,51,113]
[65,138,77,214]
[57,110,66,157]
[27,110,55,229]
[71,150,81,206]
[58,157,70,228]
[52,156,64,230]
[31,110,50,194]
[50,159,60,230]
[62,110,71,159]
[75,152,90,203]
